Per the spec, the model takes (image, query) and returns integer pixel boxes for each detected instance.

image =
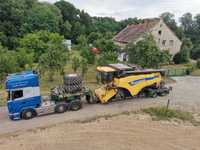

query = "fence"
[165,67,193,76]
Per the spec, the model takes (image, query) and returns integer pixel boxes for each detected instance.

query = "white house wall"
[150,20,182,55]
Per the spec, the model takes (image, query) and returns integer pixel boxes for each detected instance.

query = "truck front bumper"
[9,113,20,120]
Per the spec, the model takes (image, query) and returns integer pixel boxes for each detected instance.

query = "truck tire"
[64,85,82,93]
[55,104,67,113]
[21,109,36,120]
[69,101,82,111]
[64,74,82,86]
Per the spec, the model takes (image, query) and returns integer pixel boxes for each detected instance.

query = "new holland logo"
[129,76,159,86]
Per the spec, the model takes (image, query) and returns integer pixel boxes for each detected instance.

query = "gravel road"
[0,76,199,136]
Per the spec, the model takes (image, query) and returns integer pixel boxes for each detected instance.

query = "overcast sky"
[41,0,200,21]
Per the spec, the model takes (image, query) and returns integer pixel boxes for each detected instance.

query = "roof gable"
[113,18,160,43]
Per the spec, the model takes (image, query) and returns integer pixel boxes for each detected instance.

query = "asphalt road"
[0,76,199,136]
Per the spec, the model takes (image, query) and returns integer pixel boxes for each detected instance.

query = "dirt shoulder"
[0,112,200,150]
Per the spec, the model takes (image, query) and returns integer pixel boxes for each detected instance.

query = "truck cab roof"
[6,71,39,90]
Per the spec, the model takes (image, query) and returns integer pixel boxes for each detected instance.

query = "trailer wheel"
[21,109,36,120]
[55,104,67,113]
[70,101,82,111]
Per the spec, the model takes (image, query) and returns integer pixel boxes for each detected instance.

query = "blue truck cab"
[6,71,85,120]
[6,71,41,120]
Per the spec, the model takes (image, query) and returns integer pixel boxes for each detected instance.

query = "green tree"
[62,21,72,39]
[80,59,88,78]
[87,32,102,44]
[191,45,200,60]
[71,22,86,42]
[173,38,193,64]
[94,38,118,53]
[22,3,62,34]
[16,48,34,69]
[119,18,142,30]
[196,59,200,69]
[160,12,184,40]
[173,48,190,64]
[71,56,80,72]
[97,51,118,65]
[0,0,36,49]
[55,0,79,23]
[180,13,193,32]
[0,45,18,82]
[38,44,68,81]
[19,31,65,62]
[128,35,171,68]
[81,47,95,64]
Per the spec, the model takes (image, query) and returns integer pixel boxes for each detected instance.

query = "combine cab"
[94,63,171,104]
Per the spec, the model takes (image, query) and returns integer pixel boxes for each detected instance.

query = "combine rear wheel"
[115,89,126,100]
[147,89,158,98]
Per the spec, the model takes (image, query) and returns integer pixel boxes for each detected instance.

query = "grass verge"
[191,69,200,76]
[143,107,200,126]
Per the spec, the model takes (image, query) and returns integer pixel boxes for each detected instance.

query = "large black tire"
[69,101,82,111]
[55,103,67,113]
[21,109,36,120]
[64,74,82,86]
[64,84,82,93]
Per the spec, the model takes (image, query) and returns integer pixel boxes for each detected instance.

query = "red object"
[91,47,100,55]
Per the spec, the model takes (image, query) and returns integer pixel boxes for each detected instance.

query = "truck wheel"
[55,104,67,113]
[21,109,36,120]
[70,101,82,111]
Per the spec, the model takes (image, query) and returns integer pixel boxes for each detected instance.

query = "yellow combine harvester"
[93,64,171,104]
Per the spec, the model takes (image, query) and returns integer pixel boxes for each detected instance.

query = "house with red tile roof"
[114,18,182,56]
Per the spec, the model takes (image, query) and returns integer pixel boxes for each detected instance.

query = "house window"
[162,40,166,46]
[12,90,23,100]
[158,30,162,35]
[170,40,174,46]
[158,38,161,43]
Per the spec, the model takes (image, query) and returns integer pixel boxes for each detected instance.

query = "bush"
[128,35,171,68]
[197,59,200,69]
[97,51,118,65]
[71,56,80,72]
[173,48,190,64]
[191,45,200,60]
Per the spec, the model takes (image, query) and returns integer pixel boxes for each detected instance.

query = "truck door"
[7,89,25,114]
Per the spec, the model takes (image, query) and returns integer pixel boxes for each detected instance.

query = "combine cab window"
[12,90,23,100]
[97,72,114,84]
